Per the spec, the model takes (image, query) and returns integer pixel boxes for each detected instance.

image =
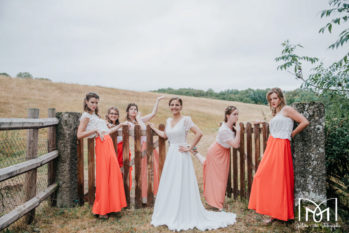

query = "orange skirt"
[248,136,294,221]
[203,142,231,209]
[141,142,160,202]
[117,141,133,191]
[92,135,127,215]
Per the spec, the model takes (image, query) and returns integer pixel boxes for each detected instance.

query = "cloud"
[0,0,344,91]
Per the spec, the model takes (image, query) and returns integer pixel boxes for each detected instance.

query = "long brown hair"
[84,92,100,117]
[266,87,286,116]
[105,107,120,125]
[224,105,237,133]
[126,103,138,122]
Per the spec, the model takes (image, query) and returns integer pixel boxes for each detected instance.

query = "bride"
[149,97,236,231]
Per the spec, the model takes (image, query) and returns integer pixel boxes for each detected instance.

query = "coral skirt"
[203,142,231,209]
[117,141,133,191]
[248,136,294,221]
[92,135,127,215]
[141,142,160,203]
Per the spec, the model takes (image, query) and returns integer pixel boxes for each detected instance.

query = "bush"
[16,72,33,79]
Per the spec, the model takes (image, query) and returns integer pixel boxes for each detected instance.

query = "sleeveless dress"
[248,108,294,221]
[203,123,235,209]
[151,116,236,231]
[80,112,127,215]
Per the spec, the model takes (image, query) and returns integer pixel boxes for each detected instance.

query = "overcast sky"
[0,0,346,91]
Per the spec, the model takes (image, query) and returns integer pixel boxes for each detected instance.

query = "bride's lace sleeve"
[184,116,196,132]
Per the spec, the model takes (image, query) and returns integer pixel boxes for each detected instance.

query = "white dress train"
[151,116,236,231]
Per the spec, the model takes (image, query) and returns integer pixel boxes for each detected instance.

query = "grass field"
[1,75,341,233]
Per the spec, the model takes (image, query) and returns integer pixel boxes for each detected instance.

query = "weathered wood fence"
[79,121,270,209]
[226,122,269,200]
[77,124,166,208]
[0,108,59,231]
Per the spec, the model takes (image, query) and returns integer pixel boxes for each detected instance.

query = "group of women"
[77,87,309,231]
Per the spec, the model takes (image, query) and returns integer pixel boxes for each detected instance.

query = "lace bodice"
[80,112,110,138]
[269,108,294,140]
[165,116,195,145]
[216,123,235,148]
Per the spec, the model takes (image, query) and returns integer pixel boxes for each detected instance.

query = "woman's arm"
[109,122,129,134]
[77,117,97,139]
[283,106,310,138]
[148,123,167,139]
[226,125,241,148]
[141,96,164,123]
[179,125,203,152]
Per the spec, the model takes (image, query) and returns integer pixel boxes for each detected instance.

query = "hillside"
[1,75,286,233]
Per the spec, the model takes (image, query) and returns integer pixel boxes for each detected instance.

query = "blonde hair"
[266,88,286,116]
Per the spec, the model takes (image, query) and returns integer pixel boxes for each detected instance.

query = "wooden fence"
[226,122,269,200]
[77,124,166,208]
[0,108,59,231]
[78,121,270,209]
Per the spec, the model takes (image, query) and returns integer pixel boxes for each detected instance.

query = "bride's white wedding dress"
[151,116,236,231]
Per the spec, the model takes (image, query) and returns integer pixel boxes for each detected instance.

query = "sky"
[0,0,346,92]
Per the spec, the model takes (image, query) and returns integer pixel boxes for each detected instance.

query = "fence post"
[246,122,252,199]
[134,125,142,208]
[158,124,166,178]
[232,148,238,199]
[146,125,154,206]
[55,112,80,207]
[239,122,245,200]
[254,123,260,172]
[24,108,39,223]
[47,108,57,206]
[122,125,130,207]
[292,102,326,205]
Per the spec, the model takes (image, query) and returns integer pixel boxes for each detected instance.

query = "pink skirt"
[203,142,231,209]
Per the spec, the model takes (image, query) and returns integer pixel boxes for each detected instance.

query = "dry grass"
[1,76,332,232]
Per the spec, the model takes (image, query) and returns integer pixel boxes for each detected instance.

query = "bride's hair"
[224,105,237,133]
[169,97,183,106]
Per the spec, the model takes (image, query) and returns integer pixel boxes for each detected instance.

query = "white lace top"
[165,116,195,145]
[269,107,294,141]
[216,123,235,148]
[80,112,110,138]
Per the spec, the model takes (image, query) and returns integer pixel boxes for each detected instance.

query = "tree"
[16,72,33,79]
[275,0,349,97]
[275,0,349,219]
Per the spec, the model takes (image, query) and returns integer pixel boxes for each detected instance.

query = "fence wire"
[0,130,49,217]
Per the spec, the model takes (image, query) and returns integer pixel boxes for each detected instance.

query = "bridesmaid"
[105,106,132,190]
[193,106,241,211]
[77,92,127,219]
[248,88,309,223]
[125,96,164,203]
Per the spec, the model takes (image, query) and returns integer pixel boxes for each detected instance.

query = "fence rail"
[0,108,59,231]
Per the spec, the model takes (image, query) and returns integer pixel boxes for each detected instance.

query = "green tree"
[275,0,349,219]
[16,72,33,79]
